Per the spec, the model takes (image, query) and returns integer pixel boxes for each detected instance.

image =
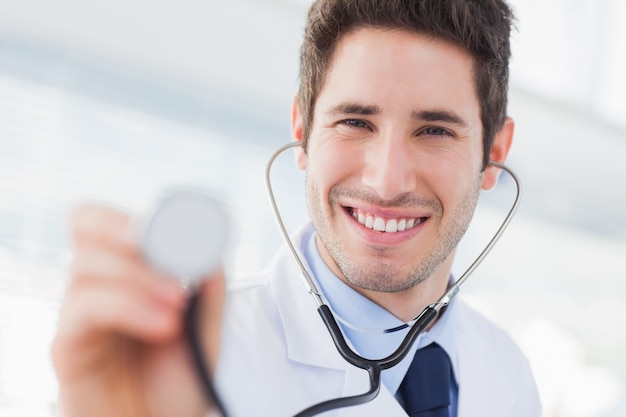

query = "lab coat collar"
[269,223,347,371]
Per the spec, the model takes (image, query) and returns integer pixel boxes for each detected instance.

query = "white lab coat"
[215,225,541,417]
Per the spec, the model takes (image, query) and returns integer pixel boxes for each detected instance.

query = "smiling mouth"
[348,208,427,233]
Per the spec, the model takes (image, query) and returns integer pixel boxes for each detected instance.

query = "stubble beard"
[306,174,482,293]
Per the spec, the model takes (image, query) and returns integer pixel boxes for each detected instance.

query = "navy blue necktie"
[397,343,452,417]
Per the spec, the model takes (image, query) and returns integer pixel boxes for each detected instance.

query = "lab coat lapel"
[270,225,347,371]
[455,303,516,416]
[337,364,408,417]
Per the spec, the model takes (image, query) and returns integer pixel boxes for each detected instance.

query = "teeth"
[352,209,422,233]
[373,217,385,231]
[385,219,398,233]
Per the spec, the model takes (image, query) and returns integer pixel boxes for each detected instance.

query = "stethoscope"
[140,141,522,417]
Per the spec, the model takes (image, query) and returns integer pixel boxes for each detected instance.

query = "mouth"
[348,208,427,233]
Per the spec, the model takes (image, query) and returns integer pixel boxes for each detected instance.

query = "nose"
[361,134,418,201]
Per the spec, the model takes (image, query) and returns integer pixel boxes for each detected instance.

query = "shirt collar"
[302,230,460,394]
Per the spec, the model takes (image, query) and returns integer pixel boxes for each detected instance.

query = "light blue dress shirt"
[302,229,459,416]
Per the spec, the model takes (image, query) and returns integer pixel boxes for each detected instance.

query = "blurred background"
[0,0,624,416]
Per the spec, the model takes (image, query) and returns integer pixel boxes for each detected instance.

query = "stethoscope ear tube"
[440,160,522,302]
[265,142,325,307]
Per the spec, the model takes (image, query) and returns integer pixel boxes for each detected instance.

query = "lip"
[341,199,431,219]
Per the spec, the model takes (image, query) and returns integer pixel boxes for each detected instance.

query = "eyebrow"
[324,103,469,128]
[325,103,382,116]
[411,109,469,128]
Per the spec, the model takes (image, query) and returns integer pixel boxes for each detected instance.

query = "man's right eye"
[342,119,368,129]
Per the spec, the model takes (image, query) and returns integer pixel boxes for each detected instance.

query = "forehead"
[316,28,480,119]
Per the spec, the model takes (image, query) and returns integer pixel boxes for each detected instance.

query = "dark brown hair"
[297,0,515,169]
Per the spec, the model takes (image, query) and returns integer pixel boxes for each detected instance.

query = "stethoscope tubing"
[265,142,522,416]
[179,142,523,417]
[293,304,439,417]
[185,290,230,416]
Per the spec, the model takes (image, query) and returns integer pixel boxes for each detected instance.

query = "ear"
[291,97,307,171]
[482,117,514,190]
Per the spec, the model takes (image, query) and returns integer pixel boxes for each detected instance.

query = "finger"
[53,283,186,384]
[71,203,136,254]
[70,246,185,308]
[57,283,184,349]
[198,269,226,372]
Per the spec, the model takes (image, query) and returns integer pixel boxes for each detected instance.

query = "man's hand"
[51,204,225,417]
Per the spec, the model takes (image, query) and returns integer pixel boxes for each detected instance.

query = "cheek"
[308,143,360,187]
[427,157,482,207]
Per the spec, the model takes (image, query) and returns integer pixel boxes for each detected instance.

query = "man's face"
[294,28,491,294]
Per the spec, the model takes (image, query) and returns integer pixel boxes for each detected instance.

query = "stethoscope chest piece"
[140,187,229,286]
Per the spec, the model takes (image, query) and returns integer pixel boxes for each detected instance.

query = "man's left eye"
[423,127,450,136]
[343,119,368,129]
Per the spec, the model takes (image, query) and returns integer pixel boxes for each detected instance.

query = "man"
[52,0,541,416]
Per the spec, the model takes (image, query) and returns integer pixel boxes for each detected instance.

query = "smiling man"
[216,1,540,416]
[52,1,541,416]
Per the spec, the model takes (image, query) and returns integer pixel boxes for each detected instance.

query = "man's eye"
[422,127,450,137]
[343,119,368,129]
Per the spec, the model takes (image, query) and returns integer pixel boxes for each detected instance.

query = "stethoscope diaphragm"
[140,187,229,286]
